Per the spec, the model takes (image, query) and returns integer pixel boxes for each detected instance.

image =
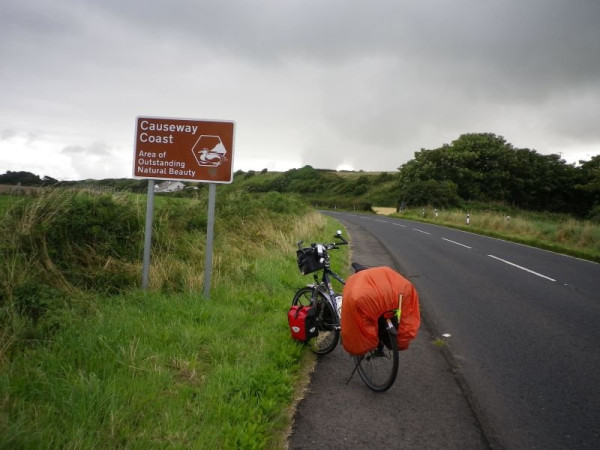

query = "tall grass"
[394,206,600,262]
[0,187,344,448]
[0,195,14,215]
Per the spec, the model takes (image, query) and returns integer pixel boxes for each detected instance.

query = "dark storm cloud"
[87,0,600,89]
[0,0,599,178]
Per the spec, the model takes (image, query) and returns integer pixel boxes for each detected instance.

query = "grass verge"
[388,207,600,263]
[0,197,347,449]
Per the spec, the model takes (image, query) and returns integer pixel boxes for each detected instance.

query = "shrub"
[399,179,462,208]
[588,205,600,223]
[1,189,144,295]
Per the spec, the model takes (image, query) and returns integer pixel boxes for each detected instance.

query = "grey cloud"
[62,142,111,156]
[61,145,85,156]
[1,129,16,140]
[1,0,599,179]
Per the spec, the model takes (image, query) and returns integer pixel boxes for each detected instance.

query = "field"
[372,206,397,215]
[0,184,41,195]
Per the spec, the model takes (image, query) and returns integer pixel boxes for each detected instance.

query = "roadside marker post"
[133,116,235,298]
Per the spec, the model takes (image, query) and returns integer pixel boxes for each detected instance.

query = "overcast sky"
[1,0,599,181]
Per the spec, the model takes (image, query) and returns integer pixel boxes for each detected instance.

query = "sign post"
[142,179,155,290]
[133,116,235,298]
[203,183,216,298]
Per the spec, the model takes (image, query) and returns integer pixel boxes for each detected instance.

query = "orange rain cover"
[341,266,420,355]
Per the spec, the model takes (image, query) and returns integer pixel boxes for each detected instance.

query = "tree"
[0,171,43,186]
[575,155,600,217]
[399,179,461,208]
[42,176,59,186]
[397,133,588,214]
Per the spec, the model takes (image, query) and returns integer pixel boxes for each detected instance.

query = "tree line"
[2,132,598,219]
[0,171,148,192]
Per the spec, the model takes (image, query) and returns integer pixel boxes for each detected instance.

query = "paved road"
[289,216,491,449]
[323,212,600,449]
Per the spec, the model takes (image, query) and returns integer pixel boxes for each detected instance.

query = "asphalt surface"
[288,217,492,449]
[299,211,600,450]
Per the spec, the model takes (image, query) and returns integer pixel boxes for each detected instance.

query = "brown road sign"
[133,116,235,183]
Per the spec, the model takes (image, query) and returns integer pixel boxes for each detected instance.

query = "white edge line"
[488,255,556,282]
[442,238,472,249]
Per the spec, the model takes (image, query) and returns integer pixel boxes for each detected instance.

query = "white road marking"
[442,238,472,249]
[393,223,407,228]
[412,228,431,235]
[488,255,556,282]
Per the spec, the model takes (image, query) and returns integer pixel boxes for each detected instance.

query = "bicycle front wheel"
[292,287,339,355]
[354,326,399,392]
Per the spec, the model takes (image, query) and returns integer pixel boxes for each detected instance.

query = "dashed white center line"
[442,238,472,249]
[488,255,556,282]
[412,228,431,235]
[394,223,407,228]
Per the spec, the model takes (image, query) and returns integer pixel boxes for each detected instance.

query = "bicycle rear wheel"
[292,287,339,355]
[354,324,399,392]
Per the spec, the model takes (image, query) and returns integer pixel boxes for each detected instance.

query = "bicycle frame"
[308,257,346,314]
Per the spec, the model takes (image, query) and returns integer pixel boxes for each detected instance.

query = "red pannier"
[341,266,420,355]
[288,305,318,343]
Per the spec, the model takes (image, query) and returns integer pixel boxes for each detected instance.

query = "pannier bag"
[288,305,318,342]
[341,266,420,355]
[296,246,325,275]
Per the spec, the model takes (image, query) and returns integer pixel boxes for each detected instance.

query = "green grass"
[1,288,303,449]
[0,187,349,449]
[0,195,16,216]
[390,207,600,262]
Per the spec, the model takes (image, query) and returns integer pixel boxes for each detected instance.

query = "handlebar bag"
[341,266,420,355]
[296,247,325,275]
[288,305,318,342]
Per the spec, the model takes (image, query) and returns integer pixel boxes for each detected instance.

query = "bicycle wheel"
[354,324,399,392]
[292,287,339,355]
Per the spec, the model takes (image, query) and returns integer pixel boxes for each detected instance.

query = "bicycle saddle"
[351,262,371,273]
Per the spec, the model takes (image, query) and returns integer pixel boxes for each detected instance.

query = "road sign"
[133,116,235,183]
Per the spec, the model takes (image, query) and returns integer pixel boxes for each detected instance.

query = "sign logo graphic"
[191,135,228,167]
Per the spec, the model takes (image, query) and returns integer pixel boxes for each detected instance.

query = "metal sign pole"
[142,179,155,290]
[203,183,217,298]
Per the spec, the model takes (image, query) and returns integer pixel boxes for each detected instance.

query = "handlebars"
[297,230,348,252]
